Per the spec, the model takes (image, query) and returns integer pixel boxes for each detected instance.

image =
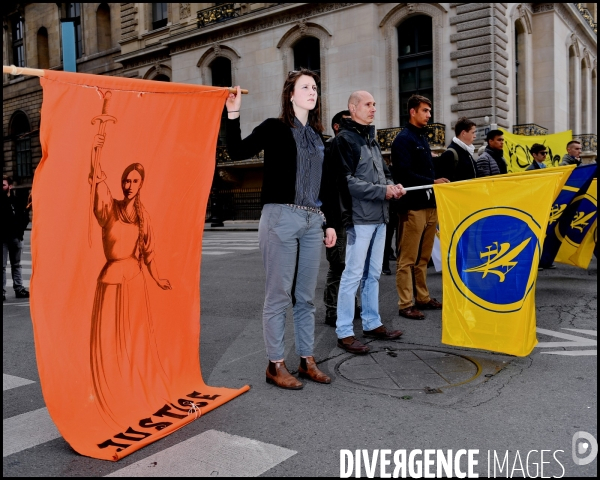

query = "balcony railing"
[216,145,264,165]
[513,123,548,136]
[377,123,446,151]
[196,3,283,29]
[575,3,597,34]
[574,134,597,152]
[197,3,238,28]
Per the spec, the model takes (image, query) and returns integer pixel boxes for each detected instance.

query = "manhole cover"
[335,348,480,393]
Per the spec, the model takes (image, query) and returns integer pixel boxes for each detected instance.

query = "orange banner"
[31,70,249,461]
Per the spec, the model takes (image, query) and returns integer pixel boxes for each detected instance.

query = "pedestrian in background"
[225,69,337,390]
[436,117,478,182]
[2,176,30,301]
[323,109,354,327]
[332,90,405,355]
[391,95,448,321]
[526,143,548,170]
[476,129,508,177]
[559,140,582,166]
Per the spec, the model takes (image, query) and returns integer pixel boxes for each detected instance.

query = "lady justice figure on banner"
[89,133,172,424]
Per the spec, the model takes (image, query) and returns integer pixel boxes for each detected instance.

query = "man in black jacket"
[435,117,478,182]
[391,95,448,320]
[323,109,353,327]
[2,176,30,301]
[332,91,405,354]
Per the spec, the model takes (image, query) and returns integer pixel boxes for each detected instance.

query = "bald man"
[331,91,405,355]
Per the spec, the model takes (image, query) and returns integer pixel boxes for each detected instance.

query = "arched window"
[66,3,83,58]
[96,3,112,52]
[293,37,321,78]
[37,27,50,69]
[10,112,33,179]
[568,46,577,131]
[152,74,170,82]
[11,14,25,67]
[397,15,433,126]
[514,20,526,125]
[210,57,232,146]
[152,3,168,30]
[293,37,322,122]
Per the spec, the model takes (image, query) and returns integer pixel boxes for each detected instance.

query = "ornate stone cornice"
[168,3,355,55]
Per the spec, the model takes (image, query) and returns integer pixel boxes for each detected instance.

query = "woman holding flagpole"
[225,69,339,390]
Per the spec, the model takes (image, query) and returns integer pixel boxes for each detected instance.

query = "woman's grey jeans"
[258,204,324,361]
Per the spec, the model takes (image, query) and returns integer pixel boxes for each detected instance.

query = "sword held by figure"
[88,91,117,247]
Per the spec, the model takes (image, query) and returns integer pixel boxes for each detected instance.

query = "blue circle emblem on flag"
[556,190,597,248]
[448,207,542,313]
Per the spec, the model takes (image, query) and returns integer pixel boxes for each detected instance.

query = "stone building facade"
[3,3,597,215]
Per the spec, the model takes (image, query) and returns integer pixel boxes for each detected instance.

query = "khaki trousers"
[395,208,437,309]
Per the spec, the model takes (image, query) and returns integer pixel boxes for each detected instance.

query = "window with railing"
[397,15,433,127]
[11,15,25,68]
[65,3,82,58]
[152,3,168,30]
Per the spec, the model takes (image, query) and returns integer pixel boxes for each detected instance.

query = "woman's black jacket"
[225,117,340,229]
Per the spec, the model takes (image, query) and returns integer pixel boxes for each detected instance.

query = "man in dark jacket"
[332,91,405,354]
[2,176,30,301]
[559,140,582,166]
[323,109,353,327]
[391,95,448,320]
[435,117,478,182]
[476,129,508,176]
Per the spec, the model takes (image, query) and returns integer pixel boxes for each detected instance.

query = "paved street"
[3,226,597,477]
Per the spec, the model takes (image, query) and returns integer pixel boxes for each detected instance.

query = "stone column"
[581,60,591,133]
[572,59,582,135]
[449,4,510,129]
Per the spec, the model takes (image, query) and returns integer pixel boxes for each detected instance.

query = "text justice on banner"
[30,69,249,461]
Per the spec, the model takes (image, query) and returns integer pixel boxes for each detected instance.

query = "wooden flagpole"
[3,65,249,94]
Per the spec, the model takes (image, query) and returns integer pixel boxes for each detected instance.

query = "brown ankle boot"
[298,356,331,384]
[265,361,303,390]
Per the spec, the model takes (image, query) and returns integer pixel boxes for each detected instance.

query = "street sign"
[476,124,491,141]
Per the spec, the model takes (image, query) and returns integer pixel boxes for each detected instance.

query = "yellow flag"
[455,164,575,201]
[555,179,597,268]
[500,129,572,172]
[435,172,563,356]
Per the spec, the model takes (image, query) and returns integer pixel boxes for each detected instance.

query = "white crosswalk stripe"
[3,407,62,458]
[202,232,259,257]
[106,430,296,477]
[3,374,35,391]
[4,232,260,288]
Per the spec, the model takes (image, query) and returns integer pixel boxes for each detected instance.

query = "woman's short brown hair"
[279,68,324,133]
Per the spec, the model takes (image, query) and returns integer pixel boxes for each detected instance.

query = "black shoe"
[324,317,337,327]
[15,289,29,299]
[382,267,392,275]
